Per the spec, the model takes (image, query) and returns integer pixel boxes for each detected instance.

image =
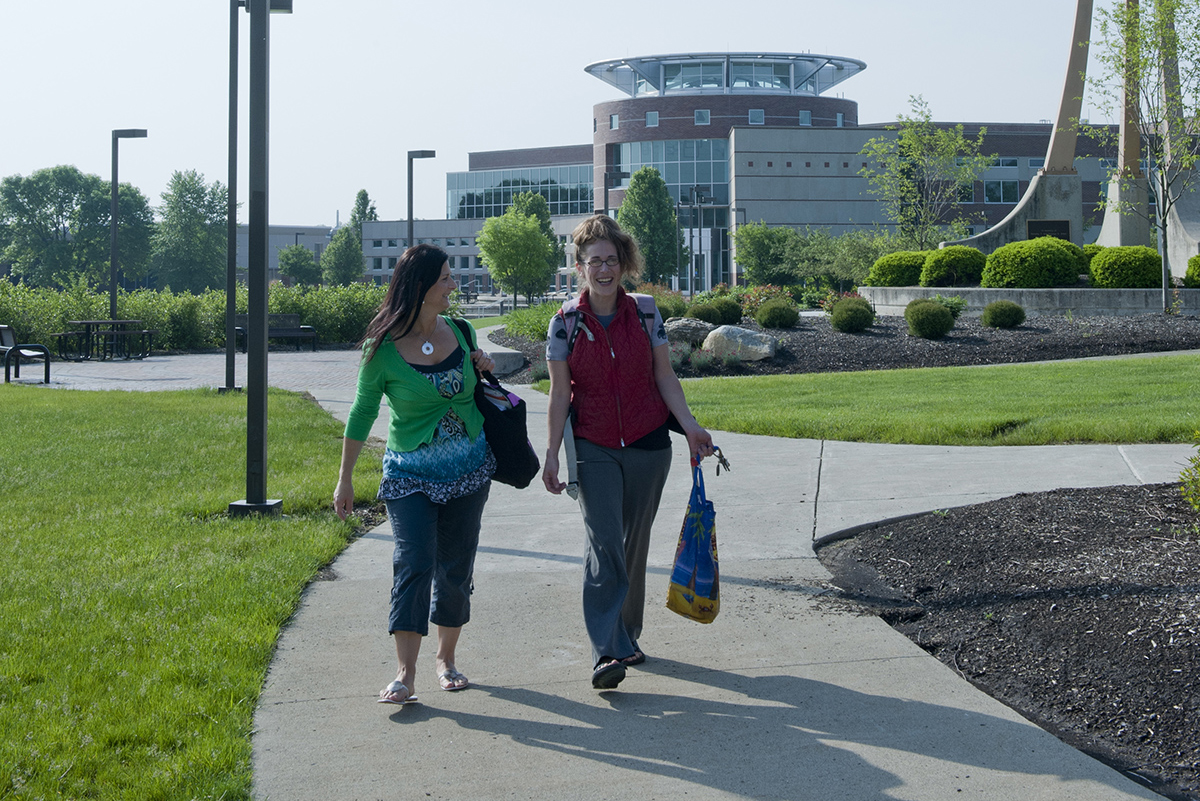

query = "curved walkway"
[35,348,1186,800]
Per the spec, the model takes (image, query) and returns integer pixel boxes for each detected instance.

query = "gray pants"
[574,438,672,665]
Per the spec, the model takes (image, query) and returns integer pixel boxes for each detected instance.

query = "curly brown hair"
[571,214,644,288]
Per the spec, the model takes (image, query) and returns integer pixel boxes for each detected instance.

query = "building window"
[997,157,1019,167]
[767,162,772,167]
[747,161,754,167]
[695,109,710,126]
[388,257,397,269]
[373,257,383,269]
[958,183,975,203]
[610,114,619,130]
[836,112,844,127]
[371,240,382,248]
[799,110,812,126]
[1029,157,1046,168]
[985,180,1020,203]
[387,239,396,248]
[646,111,659,127]
[749,109,764,125]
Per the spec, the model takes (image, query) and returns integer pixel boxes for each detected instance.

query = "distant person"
[542,214,714,690]
[334,244,495,705]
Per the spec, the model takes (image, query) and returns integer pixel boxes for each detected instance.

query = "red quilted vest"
[565,289,669,448]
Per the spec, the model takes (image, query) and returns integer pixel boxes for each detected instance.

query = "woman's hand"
[333,479,354,520]
[470,349,495,374]
[542,451,565,494]
[685,424,715,463]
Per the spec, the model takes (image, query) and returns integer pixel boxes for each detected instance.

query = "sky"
[0,0,1112,228]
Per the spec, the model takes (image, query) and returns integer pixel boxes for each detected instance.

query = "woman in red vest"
[543,214,714,690]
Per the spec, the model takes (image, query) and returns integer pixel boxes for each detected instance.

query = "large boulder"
[702,325,776,361]
[665,317,715,346]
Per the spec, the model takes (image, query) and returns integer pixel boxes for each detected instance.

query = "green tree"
[510,190,564,279]
[348,189,378,243]
[152,170,228,293]
[476,209,554,304]
[859,96,992,250]
[616,167,682,285]
[1089,0,1200,311]
[278,243,322,286]
[321,225,365,286]
[0,165,152,287]
[733,221,800,285]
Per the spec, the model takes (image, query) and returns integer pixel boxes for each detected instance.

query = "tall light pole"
[224,0,243,393]
[407,150,435,247]
[230,0,291,518]
[110,129,147,319]
[226,0,290,392]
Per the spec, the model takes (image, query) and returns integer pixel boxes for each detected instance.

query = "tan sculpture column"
[945,0,1090,251]
[1095,0,1152,247]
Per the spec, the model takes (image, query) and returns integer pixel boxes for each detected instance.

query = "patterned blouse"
[377,346,495,504]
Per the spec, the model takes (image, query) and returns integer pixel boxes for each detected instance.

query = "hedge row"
[0,281,388,351]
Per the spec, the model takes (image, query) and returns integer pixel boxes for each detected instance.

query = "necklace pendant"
[421,341,434,356]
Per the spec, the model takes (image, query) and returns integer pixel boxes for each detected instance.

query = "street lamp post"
[224,0,243,394]
[110,129,147,319]
[407,150,435,248]
[230,0,291,518]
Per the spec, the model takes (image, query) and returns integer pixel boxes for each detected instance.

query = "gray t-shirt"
[545,302,668,362]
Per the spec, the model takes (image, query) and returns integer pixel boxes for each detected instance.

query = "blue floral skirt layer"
[379,350,495,635]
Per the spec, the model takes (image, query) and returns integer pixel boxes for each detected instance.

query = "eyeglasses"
[581,256,620,269]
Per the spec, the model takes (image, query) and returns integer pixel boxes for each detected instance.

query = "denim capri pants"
[383,482,490,636]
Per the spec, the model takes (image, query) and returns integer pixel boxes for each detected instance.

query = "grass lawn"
[0,386,381,800]
[534,353,1200,445]
[682,353,1200,445]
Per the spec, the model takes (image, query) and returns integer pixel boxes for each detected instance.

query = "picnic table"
[56,320,155,361]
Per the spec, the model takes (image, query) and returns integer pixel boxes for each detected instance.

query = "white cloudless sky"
[0,0,1110,227]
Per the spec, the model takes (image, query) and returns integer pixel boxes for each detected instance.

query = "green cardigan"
[343,317,485,451]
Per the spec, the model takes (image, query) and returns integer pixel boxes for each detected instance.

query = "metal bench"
[234,314,317,352]
[1,325,51,383]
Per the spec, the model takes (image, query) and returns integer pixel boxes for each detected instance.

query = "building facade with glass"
[363,51,1111,298]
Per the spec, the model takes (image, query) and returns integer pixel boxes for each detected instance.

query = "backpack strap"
[450,316,478,350]
[561,293,659,356]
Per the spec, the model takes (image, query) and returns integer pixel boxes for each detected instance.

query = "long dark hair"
[360,244,449,361]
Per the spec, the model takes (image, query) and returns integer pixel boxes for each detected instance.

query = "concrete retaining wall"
[858,286,1200,317]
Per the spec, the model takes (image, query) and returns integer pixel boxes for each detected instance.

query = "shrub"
[689,347,718,371]
[635,283,688,319]
[709,297,743,325]
[1187,255,1200,289]
[686,302,724,325]
[755,298,800,329]
[1089,246,1162,289]
[501,301,561,341]
[865,251,927,286]
[819,290,865,314]
[829,297,874,333]
[920,246,986,287]
[904,299,954,339]
[798,286,828,309]
[1082,244,1104,268]
[929,294,967,319]
[981,237,1081,288]
[980,299,1026,329]
[1182,432,1200,512]
[738,284,793,316]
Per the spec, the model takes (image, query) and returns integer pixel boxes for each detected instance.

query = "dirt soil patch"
[817,485,1200,801]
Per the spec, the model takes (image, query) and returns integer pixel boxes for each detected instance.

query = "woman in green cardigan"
[334,244,496,705]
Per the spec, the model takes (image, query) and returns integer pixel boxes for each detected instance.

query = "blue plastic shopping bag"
[666,460,719,623]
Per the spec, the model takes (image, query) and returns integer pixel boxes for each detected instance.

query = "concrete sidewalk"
[30,348,1189,800]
